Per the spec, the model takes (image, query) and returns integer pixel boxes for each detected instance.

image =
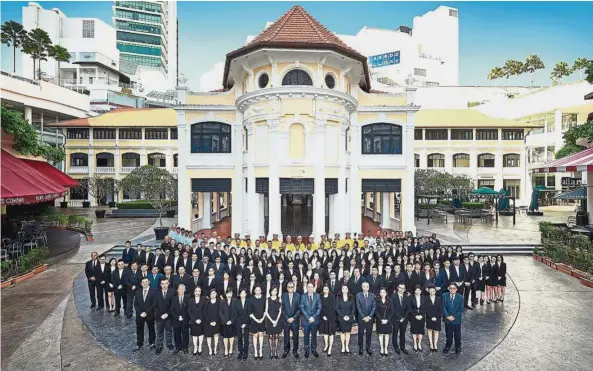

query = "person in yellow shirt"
[285,235,296,251]
[342,232,355,250]
[308,234,318,250]
[270,234,282,250]
[258,235,268,249]
[295,236,306,251]
[334,233,342,248]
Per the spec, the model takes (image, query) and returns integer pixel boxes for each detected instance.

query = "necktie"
[451,295,454,305]
[143,289,147,301]
[163,291,166,299]
[309,294,313,304]
[399,295,402,305]
[180,296,183,305]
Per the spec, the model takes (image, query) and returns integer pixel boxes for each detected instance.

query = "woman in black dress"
[423,285,442,352]
[319,285,336,356]
[234,288,250,361]
[204,289,221,356]
[475,255,487,305]
[375,287,392,356]
[487,255,498,304]
[188,286,205,355]
[264,285,282,359]
[249,286,266,360]
[496,254,507,302]
[220,288,237,357]
[335,285,356,355]
[409,285,425,352]
[106,258,117,312]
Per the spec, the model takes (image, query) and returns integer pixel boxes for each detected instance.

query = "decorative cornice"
[267,118,280,131]
[315,118,327,132]
[357,105,421,112]
[236,86,358,113]
[245,121,255,135]
[173,105,236,111]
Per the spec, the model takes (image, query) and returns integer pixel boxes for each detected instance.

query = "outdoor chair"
[0,249,9,261]
[7,242,24,260]
[2,238,11,249]
[22,239,38,254]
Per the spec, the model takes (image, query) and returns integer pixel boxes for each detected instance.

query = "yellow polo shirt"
[285,243,296,251]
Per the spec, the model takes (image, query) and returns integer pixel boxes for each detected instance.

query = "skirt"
[250,320,266,334]
[475,278,486,292]
[338,320,353,333]
[410,316,425,335]
[190,322,204,337]
[265,318,282,335]
[221,324,236,338]
[319,317,336,335]
[497,275,507,287]
[375,318,392,335]
[204,321,220,337]
[425,316,441,331]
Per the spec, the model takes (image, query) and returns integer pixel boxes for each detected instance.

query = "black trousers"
[114,289,127,313]
[156,319,173,348]
[357,321,373,349]
[173,321,189,350]
[283,324,299,352]
[125,288,136,316]
[445,323,461,349]
[136,316,155,346]
[87,280,97,306]
[237,325,249,354]
[392,319,408,350]
[462,284,472,306]
[96,283,108,308]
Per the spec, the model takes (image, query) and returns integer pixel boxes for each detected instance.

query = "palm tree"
[22,28,52,80]
[572,57,590,80]
[48,44,70,81]
[1,20,27,73]
[585,60,593,85]
[550,61,572,85]
[487,67,504,88]
[523,54,545,86]
[503,59,524,87]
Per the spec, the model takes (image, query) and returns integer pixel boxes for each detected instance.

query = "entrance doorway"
[281,194,313,237]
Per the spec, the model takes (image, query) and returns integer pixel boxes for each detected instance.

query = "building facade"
[175,6,419,241]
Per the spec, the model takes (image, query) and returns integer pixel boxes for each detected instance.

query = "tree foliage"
[555,120,593,159]
[119,166,177,226]
[1,20,27,73]
[22,28,52,79]
[87,176,114,207]
[585,60,593,85]
[414,169,474,198]
[550,61,572,84]
[48,44,71,80]
[523,54,545,86]
[0,106,65,164]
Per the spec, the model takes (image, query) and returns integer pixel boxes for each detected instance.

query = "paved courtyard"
[2,208,592,371]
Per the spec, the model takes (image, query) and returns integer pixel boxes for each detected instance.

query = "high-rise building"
[113,1,178,87]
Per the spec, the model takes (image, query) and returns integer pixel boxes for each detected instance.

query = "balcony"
[477,167,497,176]
[452,167,469,175]
[502,167,522,175]
[427,167,446,173]
[96,167,115,174]
[69,166,89,174]
[121,166,139,174]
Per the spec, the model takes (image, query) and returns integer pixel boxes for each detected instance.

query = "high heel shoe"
[418,345,423,352]
[413,344,418,352]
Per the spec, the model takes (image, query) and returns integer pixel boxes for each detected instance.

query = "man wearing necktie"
[281,283,301,358]
[172,284,190,354]
[85,252,99,309]
[356,282,376,356]
[133,277,155,351]
[442,283,464,354]
[299,282,321,358]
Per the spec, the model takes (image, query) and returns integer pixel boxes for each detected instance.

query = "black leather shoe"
[359,349,363,356]
[401,349,409,355]
[366,349,372,356]
[90,304,96,309]
[305,350,309,358]
[167,345,174,350]
[173,349,180,355]
[282,351,289,358]
[133,346,142,352]
[149,344,156,349]
[293,352,299,359]
[155,347,163,355]
[113,312,120,317]
[312,351,319,357]
[455,348,461,354]
[394,348,401,355]
[96,306,103,311]
[242,352,248,360]
[443,347,450,354]
[183,349,188,354]
[237,351,242,359]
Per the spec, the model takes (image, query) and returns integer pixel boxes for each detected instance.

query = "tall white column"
[349,113,361,233]
[24,106,33,124]
[403,112,417,234]
[267,119,281,240]
[231,116,244,235]
[202,192,212,229]
[246,121,259,236]
[381,192,390,229]
[495,149,504,190]
[337,121,348,237]
[520,147,528,204]
[587,172,593,222]
[176,112,191,229]
[313,119,327,237]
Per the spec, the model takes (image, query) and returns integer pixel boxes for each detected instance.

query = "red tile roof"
[223,5,370,91]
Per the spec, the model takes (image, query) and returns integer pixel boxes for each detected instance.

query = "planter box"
[532,254,543,262]
[549,262,558,269]
[14,272,35,283]
[33,264,48,275]
[580,278,593,289]
[572,269,587,280]
[557,264,572,275]
[527,211,544,216]
[1,280,13,289]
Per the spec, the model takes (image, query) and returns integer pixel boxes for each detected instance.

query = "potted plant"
[88,175,114,218]
[120,165,178,240]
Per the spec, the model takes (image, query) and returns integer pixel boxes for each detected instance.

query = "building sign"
[561,177,582,187]
[368,51,401,68]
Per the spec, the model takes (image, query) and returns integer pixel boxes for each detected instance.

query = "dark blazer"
[121,247,136,265]
[171,294,190,324]
[442,293,464,325]
[94,263,111,285]
[450,265,464,283]
[168,256,184,273]
[390,292,411,322]
[153,254,167,272]
[461,264,473,283]
[85,260,98,281]
[111,268,126,290]
[134,287,155,319]
[367,275,384,296]
[408,295,425,321]
[216,279,234,297]
[355,292,376,323]
[219,298,238,326]
[196,248,212,262]
[423,295,442,321]
[187,260,200,274]
[212,263,228,279]
[281,292,300,326]
[233,298,250,329]
[123,268,143,292]
[198,262,213,276]
[186,275,204,295]
[409,271,423,292]
[299,292,321,326]
[188,296,205,324]
[154,288,175,322]
[348,276,366,296]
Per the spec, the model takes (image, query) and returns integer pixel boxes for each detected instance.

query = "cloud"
[199,62,225,92]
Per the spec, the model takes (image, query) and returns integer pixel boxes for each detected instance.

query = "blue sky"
[2,1,592,90]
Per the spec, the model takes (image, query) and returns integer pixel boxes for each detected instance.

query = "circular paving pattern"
[73,272,519,371]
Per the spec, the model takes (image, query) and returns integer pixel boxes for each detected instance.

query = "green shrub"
[461,202,485,209]
[117,200,178,210]
[18,246,49,273]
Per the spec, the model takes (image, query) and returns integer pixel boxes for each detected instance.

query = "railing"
[69,166,89,174]
[121,167,139,174]
[192,217,204,232]
[452,167,469,175]
[173,167,178,174]
[96,167,115,173]
[1,71,39,85]
[427,167,446,173]
[69,200,83,207]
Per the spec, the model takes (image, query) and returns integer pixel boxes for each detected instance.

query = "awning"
[554,187,586,200]
[21,159,79,188]
[1,150,67,205]
[532,147,593,173]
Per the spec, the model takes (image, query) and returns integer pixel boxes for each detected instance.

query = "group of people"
[84,227,508,360]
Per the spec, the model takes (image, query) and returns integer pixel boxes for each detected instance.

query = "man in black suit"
[187,253,200,273]
[391,282,411,354]
[180,251,191,275]
[281,282,301,358]
[168,250,183,274]
[212,256,227,279]
[124,261,143,318]
[171,284,190,354]
[172,266,190,290]
[284,261,298,282]
[141,246,155,269]
[111,259,127,316]
[133,277,155,351]
[198,255,212,276]
[336,270,351,295]
[196,241,211,262]
[468,253,480,306]
[356,281,376,356]
[383,264,395,292]
[153,248,167,273]
[85,252,99,309]
[348,267,365,296]
[94,255,110,310]
[186,268,203,294]
[410,262,423,291]
[122,240,135,267]
[154,277,175,355]
[403,263,414,293]
[368,267,384,296]
[134,244,145,265]
[327,271,338,295]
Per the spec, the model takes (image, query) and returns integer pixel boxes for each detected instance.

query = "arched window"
[70,153,88,166]
[453,153,470,168]
[121,152,140,167]
[96,152,114,167]
[478,153,495,168]
[362,123,402,154]
[503,153,520,167]
[427,153,445,168]
[289,123,305,158]
[282,69,313,86]
[191,122,231,153]
[148,152,166,167]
